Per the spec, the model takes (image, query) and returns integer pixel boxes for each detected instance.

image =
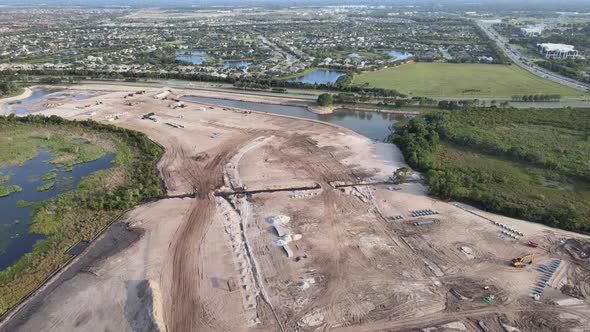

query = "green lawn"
[354,63,582,98]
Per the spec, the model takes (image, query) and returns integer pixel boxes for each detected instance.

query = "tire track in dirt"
[163,132,257,332]
[266,134,367,329]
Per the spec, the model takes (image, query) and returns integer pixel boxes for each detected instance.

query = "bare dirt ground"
[1,85,590,332]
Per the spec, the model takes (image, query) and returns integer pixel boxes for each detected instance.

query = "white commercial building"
[537,43,578,59]
[520,24,544,37]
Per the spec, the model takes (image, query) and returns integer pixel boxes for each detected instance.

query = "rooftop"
[537,43,576,52]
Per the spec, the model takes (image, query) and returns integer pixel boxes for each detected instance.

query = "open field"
[1,85,590,331]
[354,63,584,97]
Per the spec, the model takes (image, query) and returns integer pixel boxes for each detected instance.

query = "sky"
[0,0,589,10]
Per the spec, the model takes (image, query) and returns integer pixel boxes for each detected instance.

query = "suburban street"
[477,20,590,93]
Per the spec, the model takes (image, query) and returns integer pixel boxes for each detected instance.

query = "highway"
[476,20,590,93]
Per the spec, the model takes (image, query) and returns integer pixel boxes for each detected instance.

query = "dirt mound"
[445,277,508,311]
[562,238,590,261]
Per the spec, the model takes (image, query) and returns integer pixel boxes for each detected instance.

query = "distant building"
[520,24,545,37]
[537,43,578,59]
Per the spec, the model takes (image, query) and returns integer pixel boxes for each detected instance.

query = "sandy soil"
[2,84,590,332]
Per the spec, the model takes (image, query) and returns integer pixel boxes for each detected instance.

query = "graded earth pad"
[2,85,590,332]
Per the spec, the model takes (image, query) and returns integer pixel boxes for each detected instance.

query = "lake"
[0,149,114,271]
[176,55,206,64]
[182,96,404,141]
[384,50,413,61]
[176,50,207,64]
[175,50,206,55]
[288,70,346,84]
[348,53,362,58]
[222,61,251,69]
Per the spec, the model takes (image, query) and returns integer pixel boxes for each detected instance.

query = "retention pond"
[182,96,404,141]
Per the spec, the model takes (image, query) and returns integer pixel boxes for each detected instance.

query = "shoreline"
[0,87,33,104]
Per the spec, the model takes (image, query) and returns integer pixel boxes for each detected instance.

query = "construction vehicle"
[512,253,534,267]
[141,113,157,122]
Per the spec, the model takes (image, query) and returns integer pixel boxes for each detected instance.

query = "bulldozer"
[512,253,534,267]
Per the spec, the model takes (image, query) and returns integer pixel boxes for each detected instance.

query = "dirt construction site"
[1,85,590,332]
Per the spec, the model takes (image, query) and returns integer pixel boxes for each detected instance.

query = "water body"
[4,89,60,115]
[288,70,346,84]
[0,149,114,271]
[176,55,206,64]
[175,50,208,64]
[175,50,206,55]
[384,50,413,61]
[3,88,90,115]
[222,61,251,69]
[182,96,403,141]
[348,53,362,58]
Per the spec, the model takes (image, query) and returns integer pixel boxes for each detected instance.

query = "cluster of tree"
[0,80,21,97]
[391,167,411,184]
[379,96,437,108]
[510,94,561,102]
[438,99,512,109]
[537,59,590,84]
[390,107,590,233]
[233,81,271,91]
[317,93,334,106]
[39,77,64,84]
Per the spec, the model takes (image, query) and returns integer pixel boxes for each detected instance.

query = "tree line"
[0,80,21,98]
[510,94,562,102]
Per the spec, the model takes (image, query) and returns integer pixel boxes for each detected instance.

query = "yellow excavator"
[512,253,534,267]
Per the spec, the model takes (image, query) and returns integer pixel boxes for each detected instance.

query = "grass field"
[354,63,582,98]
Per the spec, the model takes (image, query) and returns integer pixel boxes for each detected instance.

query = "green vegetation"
[0,81,23,99]
[42,171,57,181]
[0,174,10,184]
[36,182,55,192]
[392,108,590,233]
[0,114,163,315]
[0,185,22,198]
[0,125,106,168]
[354,63,582,98]
[16,200,31,208]
[317,93,334,106]
[391,167,411,184]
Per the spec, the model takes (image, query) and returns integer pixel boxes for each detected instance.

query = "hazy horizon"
[1,0,590,10]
